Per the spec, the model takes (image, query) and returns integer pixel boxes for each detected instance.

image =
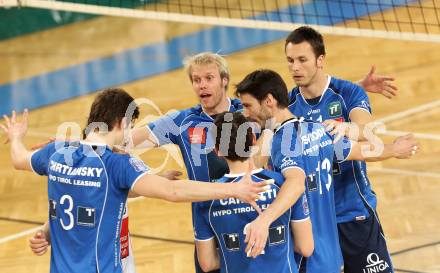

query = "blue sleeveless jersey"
[288,76,377,223]
[193,169,309,273]
[271,118,351,273]
[31,142,149,273]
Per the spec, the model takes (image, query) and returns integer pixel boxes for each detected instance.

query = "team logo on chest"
[328,101,342,117]
[189,127,207,144]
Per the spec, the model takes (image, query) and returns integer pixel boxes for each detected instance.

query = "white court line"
[0,226,42,245]
[0,196,145,245]
[378,130,440,141]
[368,167,440,179]
[376,99,440,124]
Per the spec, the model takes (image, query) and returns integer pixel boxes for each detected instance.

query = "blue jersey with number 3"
[271,118,351,273]
[31,142,149,273]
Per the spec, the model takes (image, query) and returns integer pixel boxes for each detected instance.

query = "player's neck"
[226,159,257,175]
[300,72,328,99]
[84,132,116,149]
[273,107,296,127]
[202,96,230,116]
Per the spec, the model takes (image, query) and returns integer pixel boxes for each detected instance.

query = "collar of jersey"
[298,75,331,106]
[80,141,111,150]
[274,117,303,134]
[224,168,264,178]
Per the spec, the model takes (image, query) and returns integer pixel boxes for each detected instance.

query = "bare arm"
[243,168,305,258]
[195,239,220,272]
[324,108,373,142]
[1,110,34,171]
[291,218,313,257]
[132,172,272,207]
[346,134,418,162]
[130,127,159,148]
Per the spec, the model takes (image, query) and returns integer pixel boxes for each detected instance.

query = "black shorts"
[337,213,394,273]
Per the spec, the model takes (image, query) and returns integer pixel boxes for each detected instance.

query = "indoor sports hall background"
[0,0,439,272]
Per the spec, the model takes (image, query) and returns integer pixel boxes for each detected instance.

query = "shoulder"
[288,87,300,105]
[259,169,285,185]
[106,153,150,173]
[328,76,363,96]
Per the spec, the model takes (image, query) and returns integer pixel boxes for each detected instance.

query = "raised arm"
[1,110,34,171]
[357,65,397,99]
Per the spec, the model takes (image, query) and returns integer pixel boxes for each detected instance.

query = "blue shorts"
[337,213,394,273]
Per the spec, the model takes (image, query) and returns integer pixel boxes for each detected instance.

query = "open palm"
[0,109,29,143]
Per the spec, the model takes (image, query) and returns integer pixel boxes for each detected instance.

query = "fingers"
[169,170,183,178]
[23,109,29,124]
[263,179,274,186]
[368,65,376,76]
[250,236,265,258]
[249,200,262,214]
[3,114,11,127]
[29,233,49,256]
[381,91,394,99]
[377,75,395,82]
[0,124,7,134]
[11,110,16,124]
[30,243,49,256]
[333,131,344,143]
[383,86,397,98]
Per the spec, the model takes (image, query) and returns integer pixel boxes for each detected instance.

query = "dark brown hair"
[214,111,254,162]
[83,88,139,138]
[285,26,326,58]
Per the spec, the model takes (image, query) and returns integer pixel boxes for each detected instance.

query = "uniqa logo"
[362,253,390,273]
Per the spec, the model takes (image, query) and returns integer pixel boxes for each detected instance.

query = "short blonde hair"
[183,52,230,89]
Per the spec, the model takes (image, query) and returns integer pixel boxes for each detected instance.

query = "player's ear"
[119,117,128,129]
[317,54,325,69]
[265,94,275,107]
[222,76,228,90]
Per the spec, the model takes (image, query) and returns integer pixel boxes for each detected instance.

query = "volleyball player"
[1,88,271,273]
[129,52,399,273]
[194,111,313,273]
[234,69,418,273]
[283,26,412,272]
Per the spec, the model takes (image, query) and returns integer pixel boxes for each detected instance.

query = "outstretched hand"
[235,160,273,214]
[393,134,419,159]
[1,109,29,144]
[359,65,398,99]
